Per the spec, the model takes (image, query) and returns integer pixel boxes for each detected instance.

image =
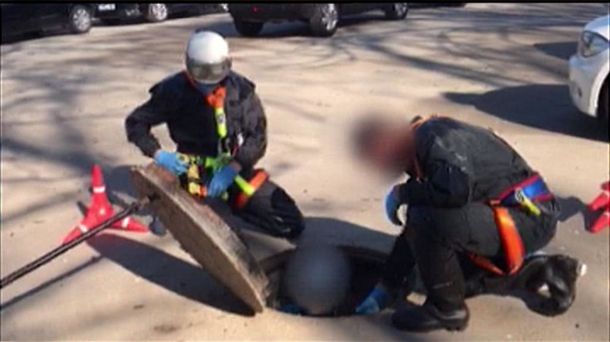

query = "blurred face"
[353,120,414,176]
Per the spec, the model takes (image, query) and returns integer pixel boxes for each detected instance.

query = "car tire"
[145,3,169,22]
[598,79,609,125]
[233,19,264,37]
[385,3,409,20]
[69,5,93,34]
[309,3,339,37]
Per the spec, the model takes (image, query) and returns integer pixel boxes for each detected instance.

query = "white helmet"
[185,30,231,85]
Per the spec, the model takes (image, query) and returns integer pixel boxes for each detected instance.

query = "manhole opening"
[260,246,387,317]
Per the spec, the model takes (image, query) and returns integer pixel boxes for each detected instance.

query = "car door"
[34,3,71,31]
[1,3,37,36]
[339,3,379,16]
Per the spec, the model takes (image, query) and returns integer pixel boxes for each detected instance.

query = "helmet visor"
[186,56,231,85]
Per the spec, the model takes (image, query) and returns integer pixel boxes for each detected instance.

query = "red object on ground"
[587,181,609,234]
[62,165,148,244]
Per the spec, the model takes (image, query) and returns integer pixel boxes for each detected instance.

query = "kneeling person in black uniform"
[352,115,583,332]
[125,30,304,239]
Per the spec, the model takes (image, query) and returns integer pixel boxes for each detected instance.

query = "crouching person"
[125,30,304,239]
[351,115,583,332]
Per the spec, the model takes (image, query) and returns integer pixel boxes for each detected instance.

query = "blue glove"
[154,150,188,176]
[355,285,391,315]
[385,185,403,226]
[207,165,238,198]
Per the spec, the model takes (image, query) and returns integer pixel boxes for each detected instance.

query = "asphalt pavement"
[1,3,608,340]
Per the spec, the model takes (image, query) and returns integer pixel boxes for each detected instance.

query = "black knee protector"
[237,178,305,239]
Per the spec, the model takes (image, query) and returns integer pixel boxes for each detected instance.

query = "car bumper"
[229,3,317,22]
[569,50,608,117]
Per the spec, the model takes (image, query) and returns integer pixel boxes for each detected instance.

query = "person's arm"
[125,81,175,158]
[233,92,267,169]
[398,135,473,207]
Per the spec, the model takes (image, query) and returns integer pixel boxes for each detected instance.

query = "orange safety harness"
[470,173,554,276]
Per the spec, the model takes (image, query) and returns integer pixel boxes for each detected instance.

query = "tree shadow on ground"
[533,41,577,61]
[0,257,103,311]
[87,234,254,316]
[444,84,609,141]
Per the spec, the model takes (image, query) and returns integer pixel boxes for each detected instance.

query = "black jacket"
[125,71,267,170]
[398,117,534,207]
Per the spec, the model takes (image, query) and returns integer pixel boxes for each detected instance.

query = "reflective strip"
[121,217,130,229]
[214,108,228,138]
[234,170,269,209]
[78,224,89,233]
[206,87,228,139]
[235,176,255,196]
[92,186,106,194]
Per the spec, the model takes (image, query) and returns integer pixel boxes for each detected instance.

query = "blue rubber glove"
[355,285,391,315]
[154,150,188,176]
[207,164,239,198]
[385,185,403,226]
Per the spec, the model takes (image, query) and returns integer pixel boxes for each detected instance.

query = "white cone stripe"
[78,224,89,233]
[121,217,130,229]
[93,186,106,194]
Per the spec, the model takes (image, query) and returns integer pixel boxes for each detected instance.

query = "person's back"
[415,117,534,203]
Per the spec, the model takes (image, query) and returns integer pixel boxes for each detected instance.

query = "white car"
[569,15,609,123]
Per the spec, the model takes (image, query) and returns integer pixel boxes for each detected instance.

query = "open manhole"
[131,164,389,317]
[260,246,387,317]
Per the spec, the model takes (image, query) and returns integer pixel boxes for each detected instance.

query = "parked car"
[94,3,226,24]
[1,3,94,42]
[569,15,609,124]
[228,3,409,37]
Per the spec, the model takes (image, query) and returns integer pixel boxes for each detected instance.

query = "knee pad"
[237,176,305,239]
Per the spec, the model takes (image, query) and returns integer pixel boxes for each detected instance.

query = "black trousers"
[382,200,558,311]
[228,169,305,239]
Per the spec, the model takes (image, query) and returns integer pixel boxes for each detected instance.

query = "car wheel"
[385,3,409,20]
[233,19,264,37]
[69,5,92,34]
[309,3,339,37]
[146,3,169,22]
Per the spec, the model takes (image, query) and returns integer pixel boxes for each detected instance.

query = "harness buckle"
[514,188,542,217]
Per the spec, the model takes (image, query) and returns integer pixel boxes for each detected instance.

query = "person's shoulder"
[225,71,256,95]
[149,71,188,94]
[418,116,464,136]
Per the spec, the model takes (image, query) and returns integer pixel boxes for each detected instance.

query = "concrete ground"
[1,3,609,340]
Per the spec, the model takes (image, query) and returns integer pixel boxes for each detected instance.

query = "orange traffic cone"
[587,181,610,234]
[589,210,609,233]
[62,165,148,244]
[588,182,609,211]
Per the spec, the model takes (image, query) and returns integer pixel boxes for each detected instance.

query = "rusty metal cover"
[130,163,269,313]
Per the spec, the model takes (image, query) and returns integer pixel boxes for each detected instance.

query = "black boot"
[391,300,469,332]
